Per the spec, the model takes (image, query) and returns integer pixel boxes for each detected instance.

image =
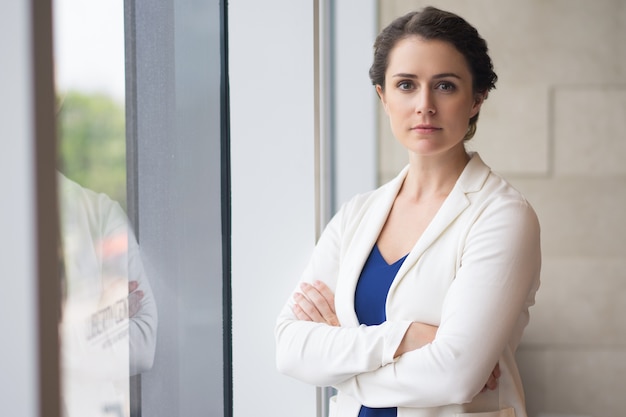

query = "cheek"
[387,106,411,129]
[387,98,412,117]
[385,106,407,134]
[451,101,477,122]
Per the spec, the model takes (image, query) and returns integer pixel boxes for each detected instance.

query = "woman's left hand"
[292,280,340,326]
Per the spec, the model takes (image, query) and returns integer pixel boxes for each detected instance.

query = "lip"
[411,124,441,133]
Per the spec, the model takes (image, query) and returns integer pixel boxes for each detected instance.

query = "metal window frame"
[124,0,231,415]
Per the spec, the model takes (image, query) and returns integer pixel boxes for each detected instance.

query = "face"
[377,36,483,158]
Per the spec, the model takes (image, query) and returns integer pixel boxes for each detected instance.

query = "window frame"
[124,0,231,416]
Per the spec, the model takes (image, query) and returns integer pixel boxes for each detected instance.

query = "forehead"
[386,36,471,77]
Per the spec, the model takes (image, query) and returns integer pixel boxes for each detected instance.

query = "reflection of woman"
[59,172,157,417]
[275,7,540,417]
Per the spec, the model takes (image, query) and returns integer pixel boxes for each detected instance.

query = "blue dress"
[354,245,408,417]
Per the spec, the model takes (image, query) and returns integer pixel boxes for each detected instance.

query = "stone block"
[516,348,550,417]
[510,178,626,257]
[548,349,626,417]
[521,257,626,346]
[469,83,549,175]
[554,86,626,176]
[518,348,626,417]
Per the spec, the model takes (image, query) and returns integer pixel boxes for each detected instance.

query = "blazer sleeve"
[275,199,412,387]
[334,197,541,407]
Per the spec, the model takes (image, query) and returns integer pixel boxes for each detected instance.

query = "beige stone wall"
[376,2,626,416]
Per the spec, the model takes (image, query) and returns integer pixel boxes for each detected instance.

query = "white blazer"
[275,153,541,417]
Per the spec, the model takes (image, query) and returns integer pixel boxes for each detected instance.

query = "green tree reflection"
[57,91,126,207]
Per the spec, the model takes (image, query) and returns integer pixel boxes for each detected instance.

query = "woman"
[275,7,541,417]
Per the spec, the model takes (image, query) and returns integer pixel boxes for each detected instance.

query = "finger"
[311,281,340,326]
[128,290,144,318]
[301,282,336,324]
[129,280,139,293]
[293,291,325,323]
[304,286,338,325]
[493,362,501,378]
[481,363,500,393]
[313,281,336,312]
[292,302,312,321]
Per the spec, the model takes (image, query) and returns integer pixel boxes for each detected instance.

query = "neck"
[401,148,470,201]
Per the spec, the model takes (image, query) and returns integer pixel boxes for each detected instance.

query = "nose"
[415,90,435,115]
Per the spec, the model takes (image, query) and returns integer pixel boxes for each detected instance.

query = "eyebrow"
[391,72,462,80]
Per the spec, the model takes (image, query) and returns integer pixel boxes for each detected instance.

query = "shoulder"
[464,153,535,207]
[58,172,128,229]
[463,154,540,234]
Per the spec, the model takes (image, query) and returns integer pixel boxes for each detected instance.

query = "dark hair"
[369,6,497,140]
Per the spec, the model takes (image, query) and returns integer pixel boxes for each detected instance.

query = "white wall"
[333,0,378,209]
[229,2,318,416]
[0,2,39,416]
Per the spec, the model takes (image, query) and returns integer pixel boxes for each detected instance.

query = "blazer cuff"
[382,320,412,366]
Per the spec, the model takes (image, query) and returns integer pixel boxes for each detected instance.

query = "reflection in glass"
[58,174,157,416]
[56,91,127,207]
[54,1,157,416]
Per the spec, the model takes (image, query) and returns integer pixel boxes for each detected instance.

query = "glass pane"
[53,0,228,416]
[54,1,157,416]
[54,0,126,205]
[129,0,227,414]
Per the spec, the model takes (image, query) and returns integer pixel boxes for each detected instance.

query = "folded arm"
[334,200,541,407]
[275,202,414,386]
[294,280,499,393]
[276,195,539,406]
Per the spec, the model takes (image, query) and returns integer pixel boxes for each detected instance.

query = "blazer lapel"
[392,153,491,283]
[335,153,491,324]
[335,166,408,325]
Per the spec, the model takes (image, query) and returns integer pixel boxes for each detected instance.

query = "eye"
[436,81,456,92]
[397,80,414,91]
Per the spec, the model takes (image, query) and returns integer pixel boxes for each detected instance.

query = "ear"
[376,84,389,113]
[470,92,486,118]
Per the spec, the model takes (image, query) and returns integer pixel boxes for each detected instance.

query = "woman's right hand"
[480,362,501,393]
[394,321,438,358]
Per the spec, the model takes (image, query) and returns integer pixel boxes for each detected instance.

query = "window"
[3,1,373,416]
[54,0,230,415]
